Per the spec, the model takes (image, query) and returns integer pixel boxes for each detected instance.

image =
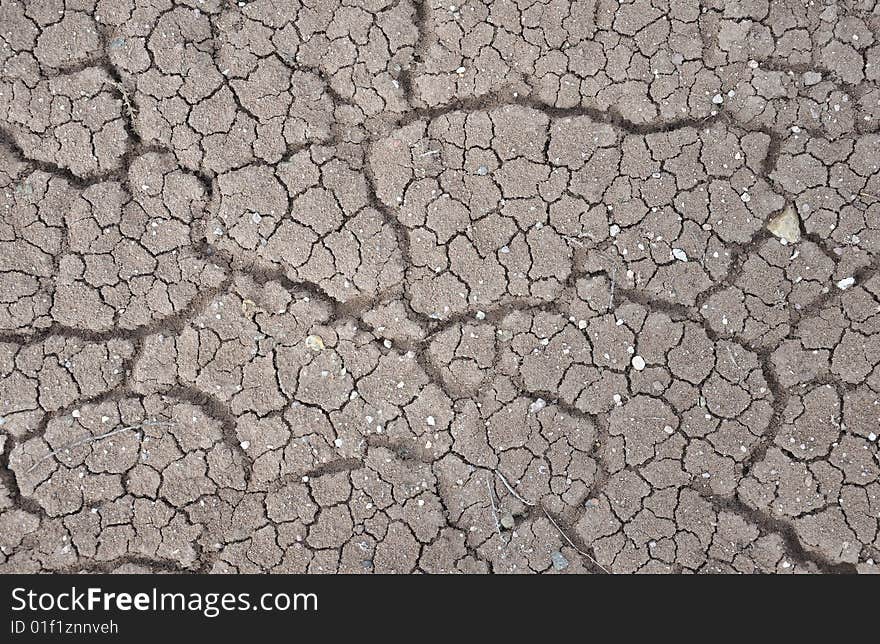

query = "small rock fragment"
[836,277,855,290]
[500,514,515,530]
[550,551,570,571]
[241,298,258,317]
[766,204,801,244]
[802,71,822,86]
[305,334,326,351]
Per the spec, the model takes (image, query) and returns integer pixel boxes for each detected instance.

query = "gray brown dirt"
[1,0,879,574]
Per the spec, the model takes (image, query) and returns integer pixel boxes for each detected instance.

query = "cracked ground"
[0,1,879,576]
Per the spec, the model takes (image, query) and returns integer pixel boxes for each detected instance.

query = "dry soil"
[1,0,879,574]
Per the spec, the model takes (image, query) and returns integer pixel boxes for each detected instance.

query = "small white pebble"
[305,334,326,351]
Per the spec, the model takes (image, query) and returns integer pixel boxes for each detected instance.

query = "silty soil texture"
[1,0,879,574]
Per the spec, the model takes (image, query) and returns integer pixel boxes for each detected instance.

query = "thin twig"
[486,478,502,535]
[726,345,740,369]
[608,268,617,311]
[690,231,706,268]
[542,506,611,574]
[494,470,536,506]
[26,421,173,473]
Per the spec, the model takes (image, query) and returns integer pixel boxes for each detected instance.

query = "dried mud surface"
[1,0,879,574]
